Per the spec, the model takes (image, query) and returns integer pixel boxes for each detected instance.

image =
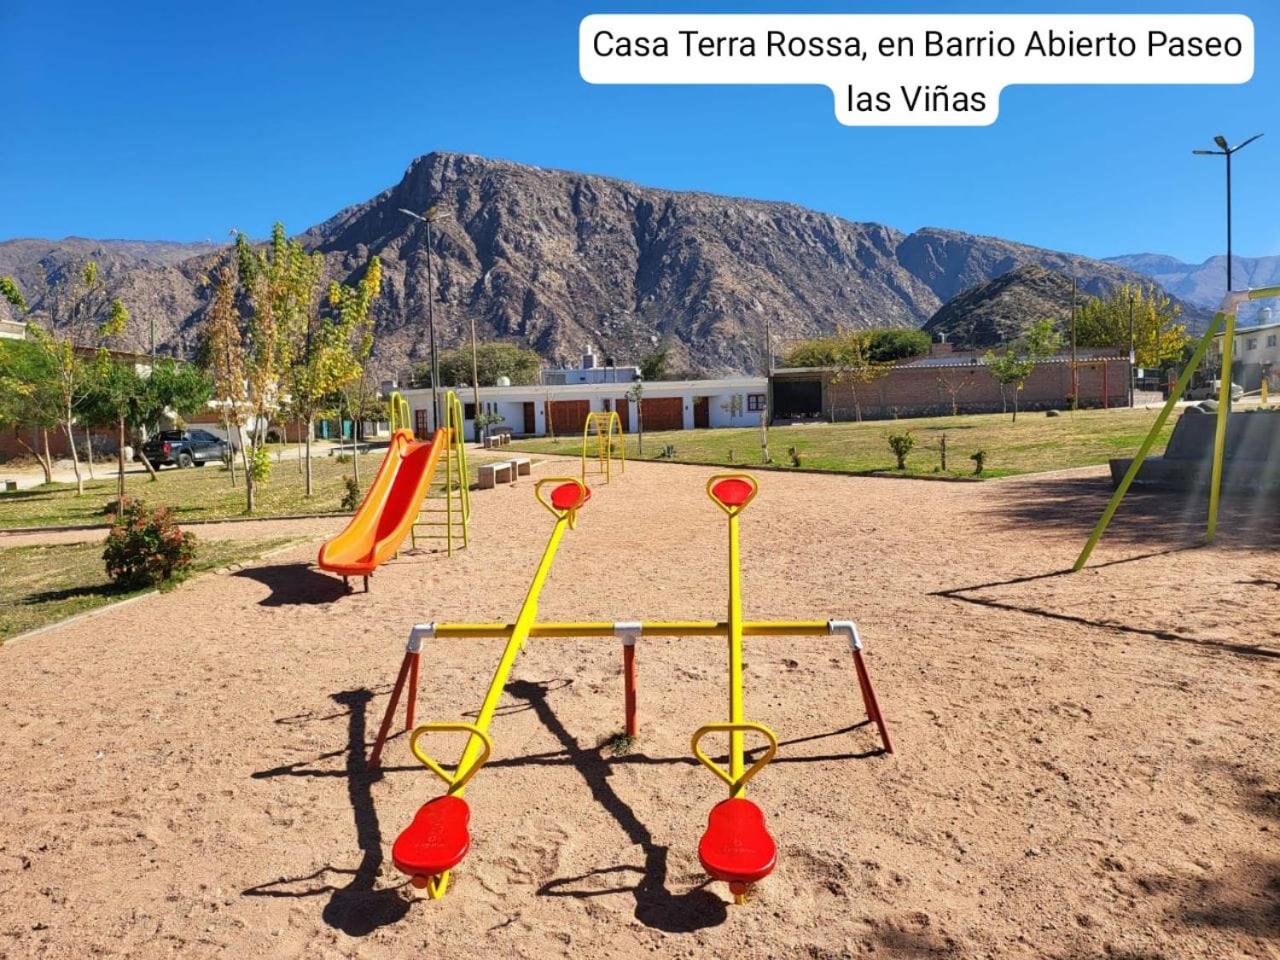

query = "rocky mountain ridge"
[3,151,1184,374]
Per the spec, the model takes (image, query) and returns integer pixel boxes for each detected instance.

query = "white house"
[1211,313,1280,391]
[400,376,768,439]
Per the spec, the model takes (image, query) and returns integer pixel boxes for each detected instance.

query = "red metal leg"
[852,649,893,754]
[623,643,638,737]
[368,651,413,770]
[406,651,420,731]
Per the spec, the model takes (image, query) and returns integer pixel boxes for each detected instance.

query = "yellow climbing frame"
[411,391,472,556]
[1074,284,1280,571]
[581,410,624,483]
[388,391,411,434]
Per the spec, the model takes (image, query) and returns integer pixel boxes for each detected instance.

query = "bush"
[788,446,802,468]
[341,476,362,511]
[970,450,986,475]
[886,431,916,470]
[335,452,352,465]
[103,498,196,588]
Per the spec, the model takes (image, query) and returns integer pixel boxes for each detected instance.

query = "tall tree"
[0,338,60,483]
[201,263,247,486]
[785,330,892,422]
[331,257,383,489]
[1075,282,1189,368]
[420,341,541,387]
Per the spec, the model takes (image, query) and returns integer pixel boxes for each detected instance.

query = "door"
[640,397,684,431]
[547,400,590,437]
[414,408,430,438]
[522,402,536,435]
[614,398,629,432]
[693,397,709,429]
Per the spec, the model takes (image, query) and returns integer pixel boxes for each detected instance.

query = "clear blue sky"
[1,0,1275,263]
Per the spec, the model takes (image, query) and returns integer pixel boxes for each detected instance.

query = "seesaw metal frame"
[377,471,893,905]
[1075,285,1280,570]
[581,409,624,484]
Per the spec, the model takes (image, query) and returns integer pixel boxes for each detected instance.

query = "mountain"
[3,152,1182,375]
[923,264,1078,349]
[1107,252,1280,323]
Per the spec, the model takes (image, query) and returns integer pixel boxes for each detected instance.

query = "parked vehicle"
[1186,379,1244,401]
[138,429,229,469]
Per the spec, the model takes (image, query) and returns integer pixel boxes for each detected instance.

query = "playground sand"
[0,460,1276,959]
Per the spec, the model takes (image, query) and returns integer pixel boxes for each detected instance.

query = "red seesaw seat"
[698,797,777,885]
[549,481,591,511]
[392,795,472,879]
[709,477,753,509]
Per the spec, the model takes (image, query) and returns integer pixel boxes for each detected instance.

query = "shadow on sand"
[233,563,348,606]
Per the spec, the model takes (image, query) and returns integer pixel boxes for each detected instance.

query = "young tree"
[936,368,976,416]
[1075,282,1189,368]
[330,257,383,489]
[202,263,248,486]
[81,354,145,507]
[26,324,93,494]
[786,331,892,422]
[982,319,1063,422]
[0,338,61,483]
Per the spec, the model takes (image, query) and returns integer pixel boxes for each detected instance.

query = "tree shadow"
[989,474,1280,552]
[509,679,728,933]
[243,688,410,936]
[232,563,347,606]
[21,582,131,605]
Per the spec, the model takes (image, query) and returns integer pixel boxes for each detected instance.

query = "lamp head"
[1214,135,1229,150]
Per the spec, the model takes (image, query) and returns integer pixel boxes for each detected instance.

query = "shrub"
[788,446,802,468]
[335,452,352,465]
[103,498,196,588]
[341,476,362,511]
[970,450,987,475]
[886,431,915,470]
[250,444,272,483]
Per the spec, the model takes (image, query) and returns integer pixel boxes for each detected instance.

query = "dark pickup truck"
[138,429,229,469]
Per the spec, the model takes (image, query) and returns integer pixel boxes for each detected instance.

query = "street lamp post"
[400,205,452,431]
[1194,134,1262,413]
[1128,291,1136,409]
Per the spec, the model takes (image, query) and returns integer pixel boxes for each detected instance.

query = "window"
[191,430,217,442]
[747,394,767,412]
[1247,338,1258,351]
[463,403,477,420]
[1268,335,1277,348]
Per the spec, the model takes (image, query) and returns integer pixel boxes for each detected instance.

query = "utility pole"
[400,206,451,431]
[149,315,156,360]
[469,312,481,443]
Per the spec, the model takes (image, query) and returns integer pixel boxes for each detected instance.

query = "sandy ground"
[0,460,1276,959]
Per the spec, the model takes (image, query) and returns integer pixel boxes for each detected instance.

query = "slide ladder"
[412,392,471,556]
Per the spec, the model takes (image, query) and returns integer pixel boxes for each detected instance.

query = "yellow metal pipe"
[449,512,572,795]
[726,511,746,795]
[1207,308,1237,543]
[427,620,831,639]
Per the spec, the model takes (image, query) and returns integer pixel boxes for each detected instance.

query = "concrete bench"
[509,456,531,477]
[478,461,515,489]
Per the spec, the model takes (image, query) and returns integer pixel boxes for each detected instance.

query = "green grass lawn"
[0,536,296,642]
[511,406,1179,480]
[0,445,495,530]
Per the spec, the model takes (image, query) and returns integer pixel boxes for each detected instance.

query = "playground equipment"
[411,391,471,556]
[1075,284,1280,571]
[373,472,892,904]
[581,410,624,483]
[316,390,468,590]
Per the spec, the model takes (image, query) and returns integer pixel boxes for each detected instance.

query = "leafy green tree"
[0,337,60,483]
[81,355,146,506]
[419,342,542,387]
[982,318,1063,421]
[1,276,27,312]
[1075,282,1189,368]
[26,324,94,494]
[201,263,247,486]
[639,348,669,381]
[330,257,383,489]
[865,328,930,362]
[785,330,892,422]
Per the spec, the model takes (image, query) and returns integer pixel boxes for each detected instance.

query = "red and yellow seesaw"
[369,473,893,904]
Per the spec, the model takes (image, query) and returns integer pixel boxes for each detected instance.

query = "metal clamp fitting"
[407,622,436,653]
[828,619,863,653]
[614,621,642,646]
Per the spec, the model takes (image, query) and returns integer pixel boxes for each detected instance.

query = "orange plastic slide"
[317,428,446,584]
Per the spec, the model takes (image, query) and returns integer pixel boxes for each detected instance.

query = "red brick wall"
[820,358,1130,421]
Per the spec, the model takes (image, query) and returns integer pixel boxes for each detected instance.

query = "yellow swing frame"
[1074,284,1280,570]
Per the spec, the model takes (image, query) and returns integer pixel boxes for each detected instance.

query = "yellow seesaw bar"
[424,620,834,639]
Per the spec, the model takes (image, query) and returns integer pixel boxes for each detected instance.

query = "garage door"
[547,400,590,437]
[640,397,684,431]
